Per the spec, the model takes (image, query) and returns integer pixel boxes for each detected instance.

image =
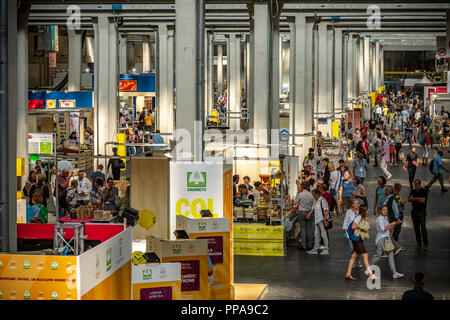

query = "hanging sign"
[119,80,137,91]
[59,100,76,108]
[28,133,53,155]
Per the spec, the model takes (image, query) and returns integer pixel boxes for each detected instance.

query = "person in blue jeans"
[352,152,368,185]
[403,118,413,146]
[425,150,448,192]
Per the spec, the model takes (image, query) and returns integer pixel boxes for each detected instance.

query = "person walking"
[294,182,315,251]
[351,176,367,208]
[383,185,403,251]
[393,127,403,165]
[343,199,362,268]
[344,206,378,281]
[306,189,330,255]
[403,146,420,190]
[353,152,368,185]
[339,170,356,216]
[107,147,125,181]
[408,179,429,249]
[373,176,387,216]
[393,183,406,246]
[425,150,448,192]
[329,163,342,215]
[29,174,50,209]
[402,273,434,300]
[370,205,404,279]
[57,168,71,219]
[379,137,392,180]
[420,129,432,166]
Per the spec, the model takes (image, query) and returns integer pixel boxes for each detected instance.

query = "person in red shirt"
[361,121,369,138]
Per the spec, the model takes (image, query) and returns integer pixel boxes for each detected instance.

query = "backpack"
[320,198,333,230]
[347,217,361,242]
[356,140,363,153]
[385,196,396,223]
[429,159,434,174]
[30,204,48,223]
[419,134,426,146]
[32,184,43,197]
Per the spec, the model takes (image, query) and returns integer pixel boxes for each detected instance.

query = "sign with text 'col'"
[169,162,223,240]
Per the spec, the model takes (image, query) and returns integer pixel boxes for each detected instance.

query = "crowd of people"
[209,88,248,128]
[292,89,449,290]
[21,156,130,222]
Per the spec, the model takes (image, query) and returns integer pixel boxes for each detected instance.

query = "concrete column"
[217,44,223,93]
[248,19,255,129]
[363,36,370,93]
[271,21,280,134]
[126,41,135,73]
[226,37,230,111]
[352,36,358,99]
[252,2,270,136]
[17,7,28,185]
[206,32,213,118]
[375,40,380,90]
[304,20,314,154]
[68,29,82,91]
[288,19,295,155]
[334,28,343,115]
[119,34,127,74]
[317,22,328,134]
[142,36,151,72]
[380,44,384,86]
[326,27,333,127]
[346,34,354,101]
[371,41,376,92]
[313,26,319,123]
[358,36,364,95]
[95,15,118,161]
[228,34,239,129]
[167,29,174,132]
[108,21,118,144]
[175,0,200,159]
[243,37,247,94]
[294,15,307,159]
[158,24,171,134]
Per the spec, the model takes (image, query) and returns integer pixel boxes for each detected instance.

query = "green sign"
[187,171,206,191]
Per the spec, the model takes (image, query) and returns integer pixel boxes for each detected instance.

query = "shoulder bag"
[382,237,395,253]
[321,198,333,230]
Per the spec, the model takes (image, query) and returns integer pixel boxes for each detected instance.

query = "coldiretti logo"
[23,291,31,300]
[23,261,31,270]
[187,171,206,191]
[51,261,59,270]
[51,291,59,300]
[172,244,181,254]
[0,261,3,269]
[198,222,206,231]
[142,269,152,280]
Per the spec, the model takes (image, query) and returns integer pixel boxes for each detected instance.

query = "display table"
[233,223,284,256]
[59,216,93,223]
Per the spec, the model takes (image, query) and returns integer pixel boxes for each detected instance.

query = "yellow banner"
[0,254,77,300]
[233,241,284,256]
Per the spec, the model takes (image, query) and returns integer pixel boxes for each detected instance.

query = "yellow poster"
[46,100,56,109]
[0,255,77,300]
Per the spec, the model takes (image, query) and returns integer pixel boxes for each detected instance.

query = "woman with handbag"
[370,205,404,279]
[350,176,367,208]
[344,207,378,281]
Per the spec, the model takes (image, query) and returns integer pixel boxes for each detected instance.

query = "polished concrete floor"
[234,144,450,300]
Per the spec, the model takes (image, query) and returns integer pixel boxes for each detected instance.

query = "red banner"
[119,80,137,91]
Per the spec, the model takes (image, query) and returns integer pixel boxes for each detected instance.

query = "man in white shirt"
[375,104,382,122]
[294,181,315,250]
[77,171,92,206]
[307,189,330,255]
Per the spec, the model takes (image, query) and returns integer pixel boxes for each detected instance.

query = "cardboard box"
[132,263,182,300]
[176,216,232,300]
[146,236,210,300]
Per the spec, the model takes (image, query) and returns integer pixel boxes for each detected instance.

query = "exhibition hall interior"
[1,0,450,302]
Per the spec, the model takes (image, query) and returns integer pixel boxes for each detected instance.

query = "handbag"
[320,199,333,230]
[382,237,395,253]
